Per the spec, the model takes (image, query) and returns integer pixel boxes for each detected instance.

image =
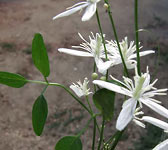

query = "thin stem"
[27,80,92,115]
[98,116,105,150]
[27,80,47,85]
[86,95,93,113]
[135,0,141,76]
[104,0,129,77]
[92,118,97,150]
[110,130,124,150]
[93,62,96,72]
[44,77,49,83]
[96,9,108,60]
[77,117,93,137]
[105,131,118,145]
[49,82,92,115]
[41,85,48,95]
[152,45,160,81]
[96,9,108,80]
[93,62,97,92]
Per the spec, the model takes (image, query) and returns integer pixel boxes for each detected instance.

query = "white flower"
[58,32,112,75]
[53,0,101,21]
[106,37,155,69]
[153,139,168,150]
[70,77,92,97]
[93,67,168,131]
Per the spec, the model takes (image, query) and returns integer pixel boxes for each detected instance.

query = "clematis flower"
[70,77,92,97]
[53,0,101,21]
[58,32,113,75]
[93,67,168,131]
[106,37,155,69]
[142,116,168,150]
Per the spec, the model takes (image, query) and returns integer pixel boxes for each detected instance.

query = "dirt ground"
[0,0,168,150]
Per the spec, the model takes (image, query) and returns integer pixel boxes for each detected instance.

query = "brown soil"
[0,0,168,149]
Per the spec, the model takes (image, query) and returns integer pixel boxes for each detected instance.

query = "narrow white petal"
[153,139,168,150]
[53,3,89,20]
[93,80,132,97]
[116,98,137,131]
[82,3,96,21]
[142,116,168,131]
[141,98,168,119]
[58,48,93,57]
[125,60,137,69]
[95,58,113,75]
[66,2,88,10]
[129,50,155,59]
[70,85,83,97]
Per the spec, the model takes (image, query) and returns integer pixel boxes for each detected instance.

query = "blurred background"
[0,0,168,149]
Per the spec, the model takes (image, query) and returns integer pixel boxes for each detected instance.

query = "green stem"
[98,116,105,150]
[110,130,124,150]
[104,0,129,77]
[27,80,92,115]
[41,85,48,95]
[27,80,47,85]
[135,0,141,76]
[92,118,97,150]
[44,77,49,83]
[105,131,118,145]
[86,95,93,113]
[77,117,93,137]
[93,62,97,92]
[96,9,108,80]
[96,9,108,60]
[49,82,92,115]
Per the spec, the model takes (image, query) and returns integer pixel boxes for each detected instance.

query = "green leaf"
[0,71,27,88]
[93,88,115,121]
[55,136,82,150]
[32,33,50,77]
[32,95,48,136]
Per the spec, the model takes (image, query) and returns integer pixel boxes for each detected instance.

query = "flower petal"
[70,84,83,97]
[141,98,168,119]
[82,3,96,21]
[95,58,113,75]
[116,98,137,131]
[53,3,89,20]
[93,80,132,97]
[58,48,93,57]
[142,116,168,131]
[129,50,155,59]
[153,139,168,150]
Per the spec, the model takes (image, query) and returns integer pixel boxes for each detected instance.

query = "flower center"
[89,0,97,3]
[120,42,128,61]
[89,0,101,3]
[133,76,145,100]
[94,35,102,58]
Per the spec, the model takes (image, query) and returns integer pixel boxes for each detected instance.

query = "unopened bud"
[104,3,109,10]
[92,72,98,80]
[100,76,106,81]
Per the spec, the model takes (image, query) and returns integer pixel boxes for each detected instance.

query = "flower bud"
[104,3,109,10]
[92,72,98,80]
[100,76,106,81]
